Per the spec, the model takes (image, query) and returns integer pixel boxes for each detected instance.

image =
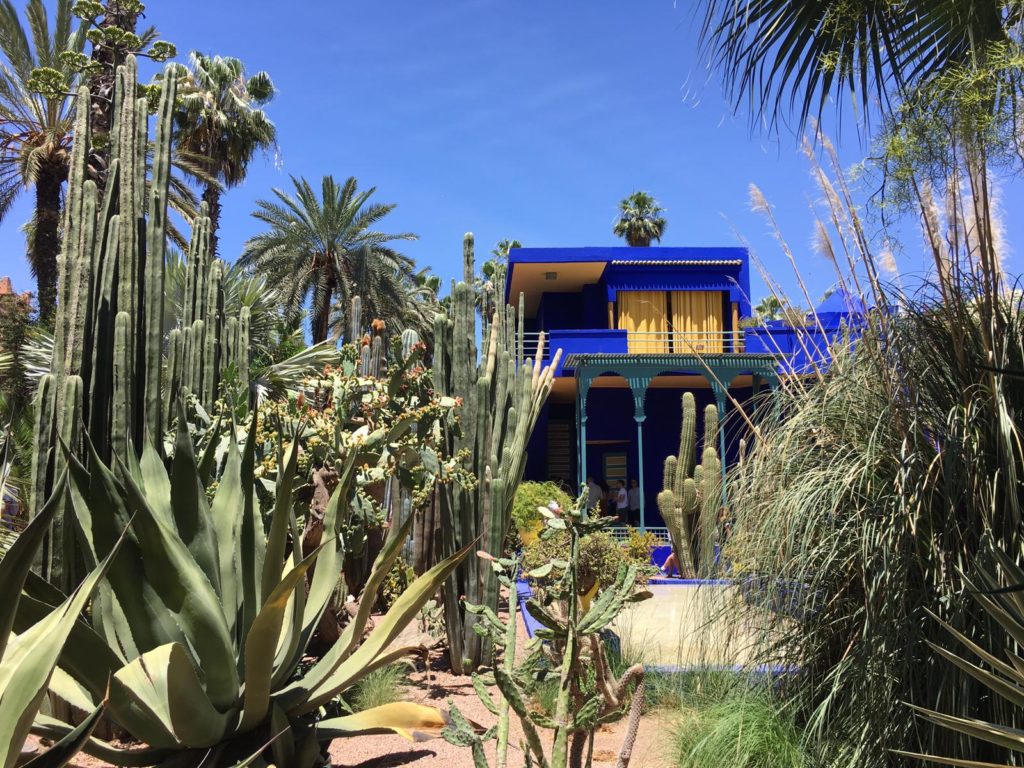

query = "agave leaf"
[13,590,123,700]
[340,513,415,659]
[47,666,100,713]
[269,703,294,768]
[138,440,173,529]
[272,482,344,690]
[21,698,107,768]
[197,409,224,487]
[261,432,300,604]
[31,714,175,767]
[0,470,65,660]
[238,410,264,641]
[281,513,414,706]
[316,702,449,742]
[69,443,180,660]
[287,542,473,715]
[210,436,244,631]
[116,456,239,710]
[0,524,123,768]
[239,545,323,731]
[170,400,220,594]
[109,643,230,749]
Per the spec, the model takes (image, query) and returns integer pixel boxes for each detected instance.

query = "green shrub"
[672,690,810,768]
[507,481,573,552]
[523,527,655,595]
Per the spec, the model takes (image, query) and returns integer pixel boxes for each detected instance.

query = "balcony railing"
[621,331,745,355]
[520,329,745,360]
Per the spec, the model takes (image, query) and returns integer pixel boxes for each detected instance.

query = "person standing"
[628,478,641,526]
[614,480,628,524]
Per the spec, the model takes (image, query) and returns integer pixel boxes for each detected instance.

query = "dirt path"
[331,615,675,768]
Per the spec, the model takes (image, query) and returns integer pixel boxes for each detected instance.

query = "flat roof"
[508,246,748,265]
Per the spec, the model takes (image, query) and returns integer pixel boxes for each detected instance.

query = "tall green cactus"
[432,233,562,674]
[29,56,250,587]
[657,392,723,578]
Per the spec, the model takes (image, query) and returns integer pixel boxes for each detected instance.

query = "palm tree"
[0,0,87,320]
[173,51,276,257]
[613,191,666,247]
[240,175,418,343]
[698,0,1019,132]
[754,295,784,322]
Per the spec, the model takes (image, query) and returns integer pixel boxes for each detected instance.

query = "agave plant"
[1,473,121,768]
[27,407,469,765]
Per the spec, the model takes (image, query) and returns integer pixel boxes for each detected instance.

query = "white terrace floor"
[610,582,756,668]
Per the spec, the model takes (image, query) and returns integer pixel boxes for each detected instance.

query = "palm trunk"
[202,184,222,258]
[311,283,332,343]
[33,168,64,323]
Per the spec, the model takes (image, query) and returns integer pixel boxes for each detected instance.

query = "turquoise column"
[629,377,650,531]
[577,368,592,501]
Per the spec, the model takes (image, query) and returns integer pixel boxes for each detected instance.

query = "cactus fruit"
[432,233,562,674]
[657,392,723,577]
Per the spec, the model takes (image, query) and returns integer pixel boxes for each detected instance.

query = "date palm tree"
[240,175,418,343]
[172,51,276,257]
[698,0,1021,132]
[613,191,666,247]
[0,0,87,320]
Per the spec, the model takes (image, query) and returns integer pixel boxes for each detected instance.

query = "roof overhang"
[507,261,607,317]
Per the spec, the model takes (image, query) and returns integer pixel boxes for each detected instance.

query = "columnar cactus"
[432,233,562,674]
[656,392,722,578]
[29,56,250,587]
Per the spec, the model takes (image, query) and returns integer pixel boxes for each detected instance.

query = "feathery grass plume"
[721,133,1024,765]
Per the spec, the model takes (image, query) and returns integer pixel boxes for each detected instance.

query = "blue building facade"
[504,246,785,529]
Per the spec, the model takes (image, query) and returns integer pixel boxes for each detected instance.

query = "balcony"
[521,329,747,372]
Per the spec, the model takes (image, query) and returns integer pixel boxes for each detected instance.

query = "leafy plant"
[509,480,573,552]
[445,500,651,768]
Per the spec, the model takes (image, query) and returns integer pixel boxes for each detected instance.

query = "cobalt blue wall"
[522,383,757,524]
[537,292,583,330]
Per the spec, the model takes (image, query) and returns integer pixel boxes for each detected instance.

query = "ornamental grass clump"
[724,137,1024,766]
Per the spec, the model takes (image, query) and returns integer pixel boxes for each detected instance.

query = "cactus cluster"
[29,57,250,589]
[656,392,722,578]
[432,233,562,674]
[168,214,251,417]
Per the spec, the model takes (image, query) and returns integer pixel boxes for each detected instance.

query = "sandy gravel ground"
[331,614,674,768]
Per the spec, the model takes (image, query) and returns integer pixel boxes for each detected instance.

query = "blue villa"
[504,245,855,529]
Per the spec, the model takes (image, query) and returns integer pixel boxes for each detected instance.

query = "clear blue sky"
[1,0,1020,309]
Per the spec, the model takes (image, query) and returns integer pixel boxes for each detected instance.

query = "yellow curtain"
[670,291,724,353]
[617,291,669,353]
